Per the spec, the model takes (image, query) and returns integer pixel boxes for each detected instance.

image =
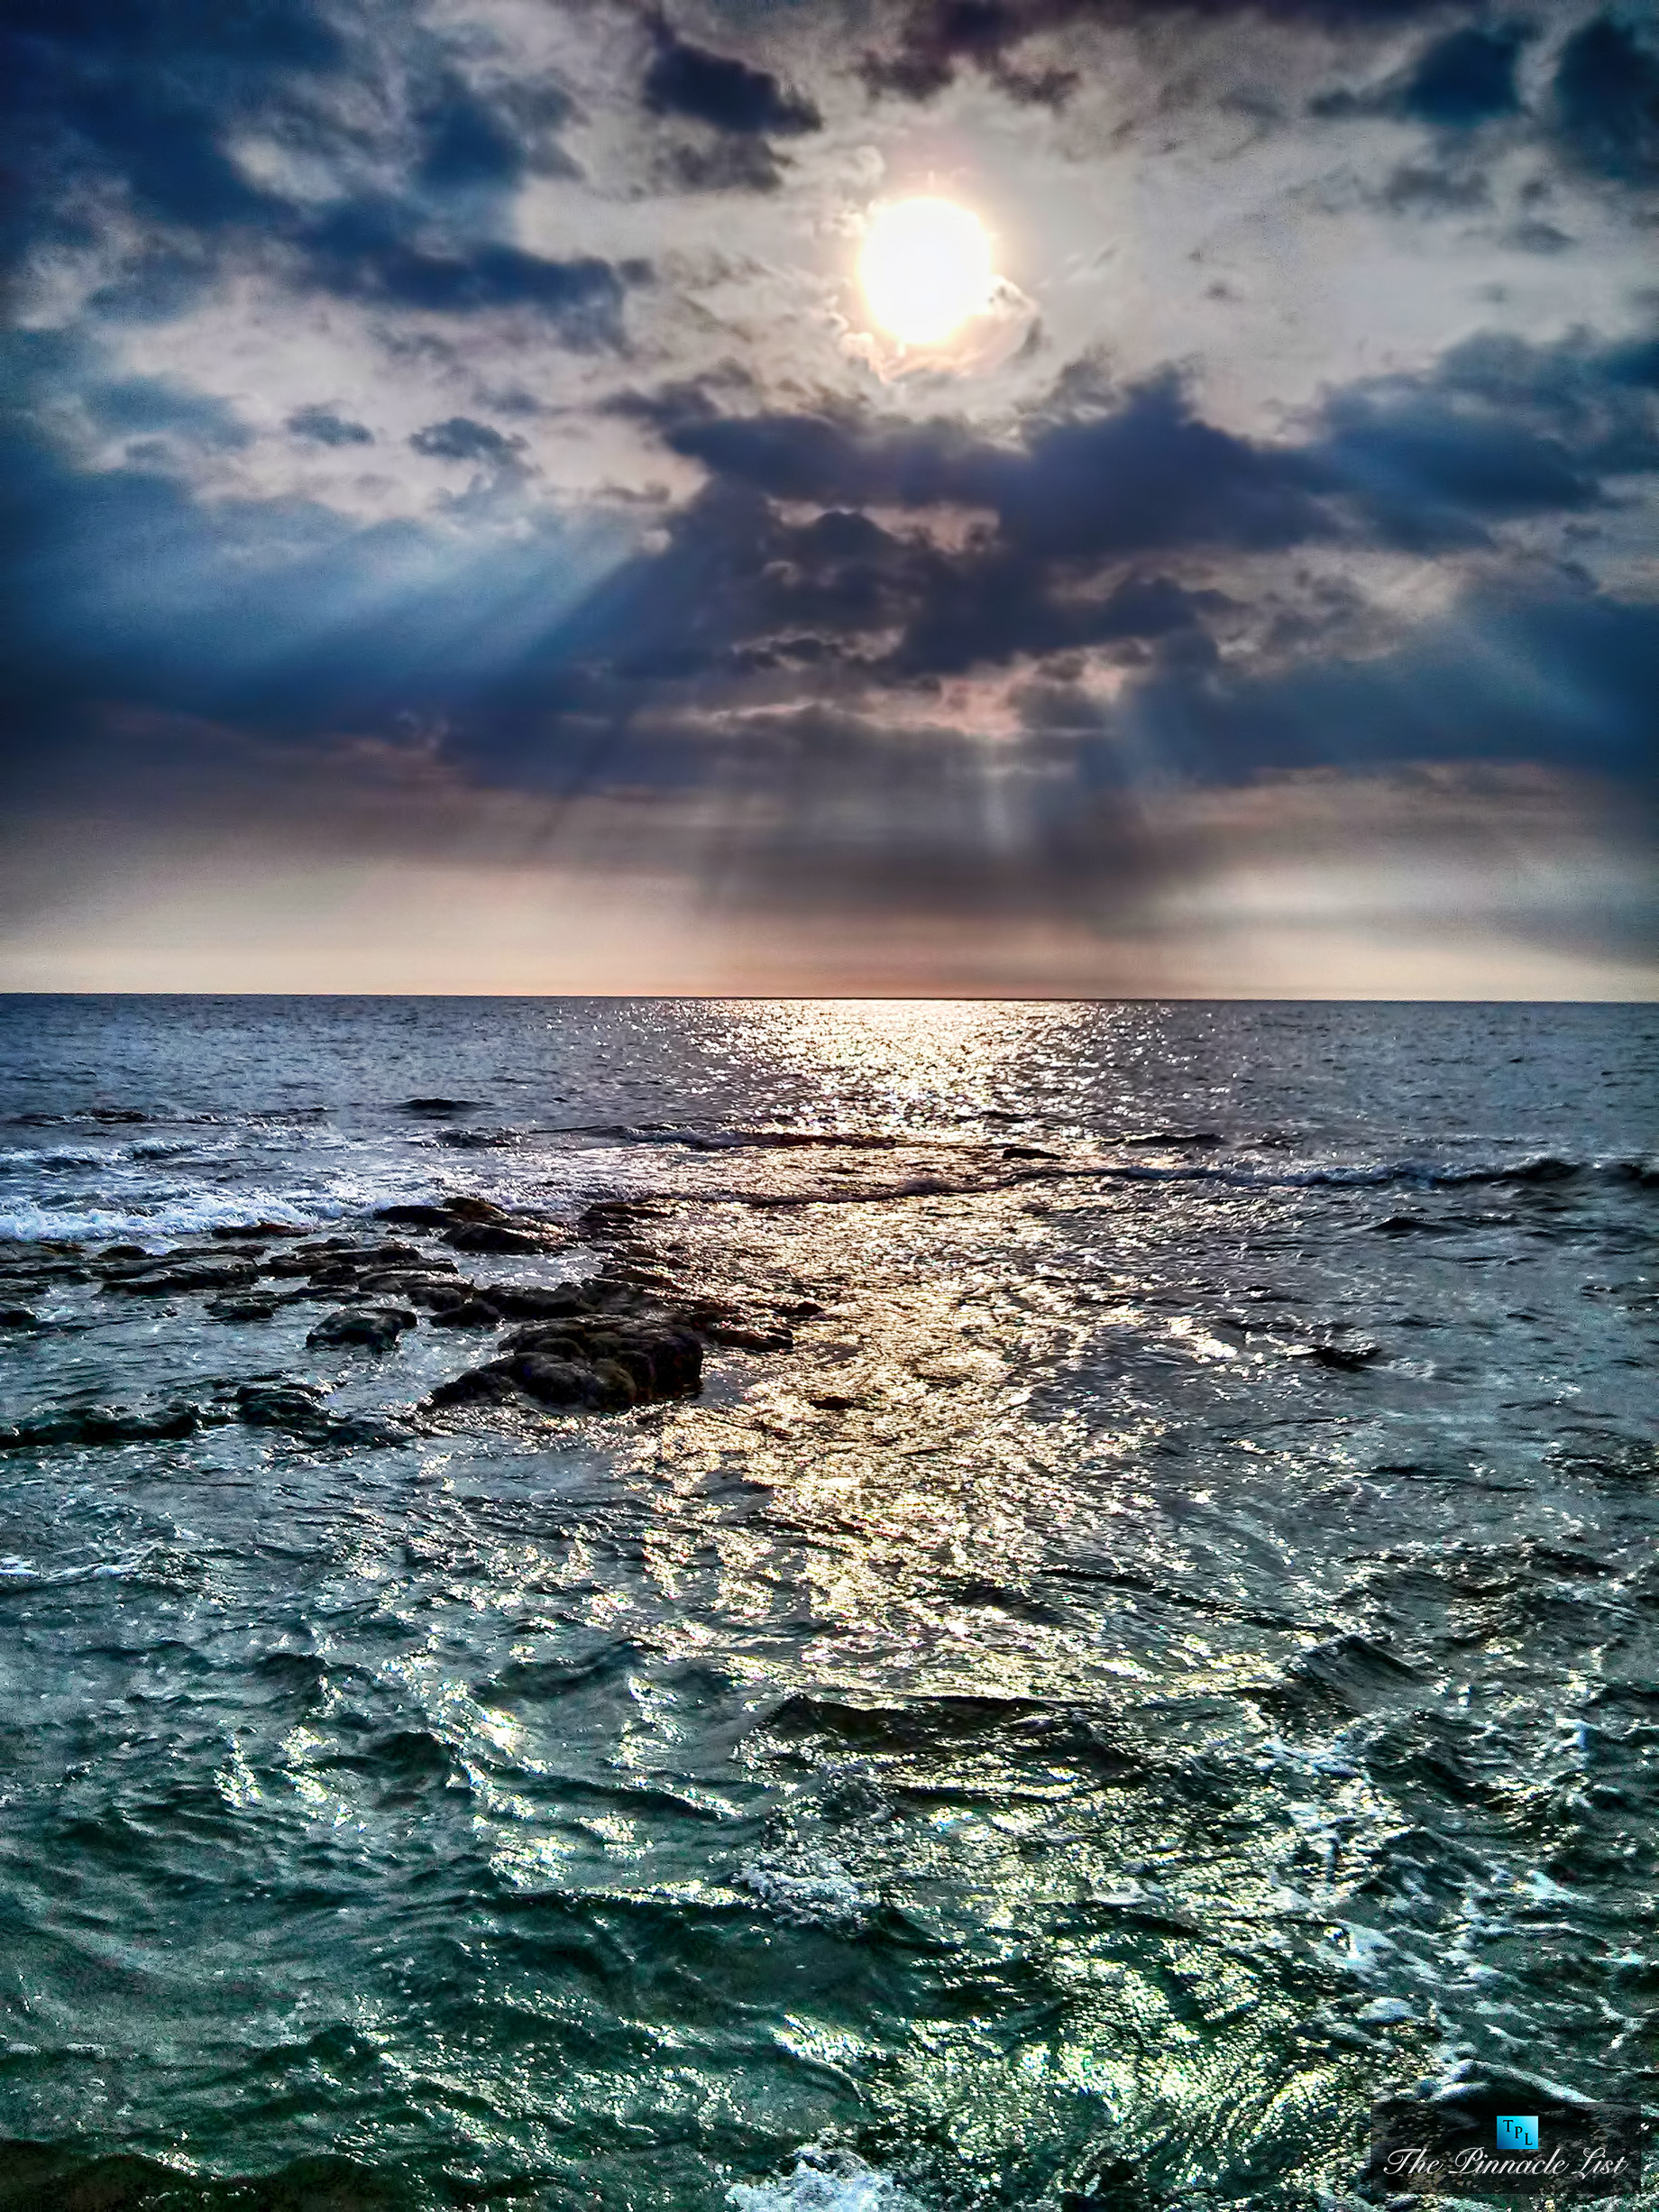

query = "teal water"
[0,999,1654,2208]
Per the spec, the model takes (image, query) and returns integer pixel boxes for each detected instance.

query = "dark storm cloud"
[642,17,821,136]
[1552,14,1659,185]
[1124,583,1659,792]
[1314,24,1529,128]
[288,407,374,446]
[7,312,1656,799]
[1,0,340,273]
[288,205,632,342]
[408,417,527,466]
[84,374,252,452]
[1398,24,1526,125]
[649,376,1334,558]
[3,0,635,343]
[858,0,1465,109]
[635,328,1658,582]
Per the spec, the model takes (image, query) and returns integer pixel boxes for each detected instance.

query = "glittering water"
[0,997,1654,2210]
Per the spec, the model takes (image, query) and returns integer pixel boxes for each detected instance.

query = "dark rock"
[1309,1342,1381,1371]
[0,1403,203,1450]
[234,1381,327,1428]
[426,1308,704,1419]
[375,1196,515,1228]
[426,1366,520,1409]
[205,1295,280,1323]
[0,1308,38,1329]
[435,1130,518,1150]
[401,1097,483,1115]
[262,1240,422,1279]
[1001,1143,1059,1160]
[428,1298,503,1328]
[307,1306,417,1351]
[101,1244,151,1262]
[234,1381,400,1445]
[372,1203,459,1230]
[508,1315,704,1396]
[102,1258,261,1296]
[209,1220,306,1238]
[442,1223,550,1255]
[488,1281,601,1320]
[523,1353,628,1408]
[697,1319,793,1352]
[354,1270,467,1307]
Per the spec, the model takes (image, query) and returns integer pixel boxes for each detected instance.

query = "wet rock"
[307,1305,417,1351]
[234,1381,401,1446]
[234,1381,328,1428]
[428,1298,503,1328]
[0,1308,39,1328]
[0,1403,203,1450]
[426,1367,520,1409]
[487,1282,603,1320]
[375,1196,516,1229]
[263,1240,422,1280]
[1308,1341,1381,1371]
[102,1257,262,1297]
[426,1312,703,1418]
[205,1295,280,1323]
[442,1222,551,1255]
[100,1244,151,1262]
[209,1220,306,1239]
[400,1097,483,1115]
[353,1270,469,1310]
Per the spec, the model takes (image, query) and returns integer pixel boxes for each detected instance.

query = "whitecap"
[729,2144,922,2211]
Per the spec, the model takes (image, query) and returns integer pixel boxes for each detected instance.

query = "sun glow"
[857,198,994,348]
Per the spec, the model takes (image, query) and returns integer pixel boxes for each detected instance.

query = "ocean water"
[0,996,1653,2210]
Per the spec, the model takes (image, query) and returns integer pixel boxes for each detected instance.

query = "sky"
[2,0,1656,996]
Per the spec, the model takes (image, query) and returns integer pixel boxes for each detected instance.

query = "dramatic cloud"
[643,18,821,137]
[0,0,1654,993]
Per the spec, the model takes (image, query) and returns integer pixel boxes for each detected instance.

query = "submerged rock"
[1308,1341,1381,1371]
[428,1298,504,1328]
[353,1270,470,1310]
[205,1295,280,1323]
[234,1381,401,1446]
[0,1403,202,1450]
[307,1305,417,1351]
[263,1240,421,1280]
[101,1257,261,1297]
[442,1223,551,1255]
[0,1308,39,1328]
[426,1297,705,1417]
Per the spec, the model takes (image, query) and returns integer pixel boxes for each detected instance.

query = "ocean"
[0,996,1653,2210]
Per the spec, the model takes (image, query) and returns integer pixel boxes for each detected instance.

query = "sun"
[857,198,994,348]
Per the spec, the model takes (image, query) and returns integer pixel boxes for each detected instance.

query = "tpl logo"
[1497,2116,1540,2152]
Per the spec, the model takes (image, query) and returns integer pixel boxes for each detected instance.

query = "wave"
[0,1191,323,1244]
[8,1106,329,1129]
[0,1550,156,1592]
[616,1125,901,1152]
[729,2147,923,2211]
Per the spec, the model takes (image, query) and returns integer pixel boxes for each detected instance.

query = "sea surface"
[0,996,1654,2211]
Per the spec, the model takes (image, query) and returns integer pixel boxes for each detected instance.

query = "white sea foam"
[0,1192,323,1242]
[0,1552,155,1591]
[733,1855,872,1932]
[729,2146,922,2210]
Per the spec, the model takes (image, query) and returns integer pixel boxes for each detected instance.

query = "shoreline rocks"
[307,1305,417,1351]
